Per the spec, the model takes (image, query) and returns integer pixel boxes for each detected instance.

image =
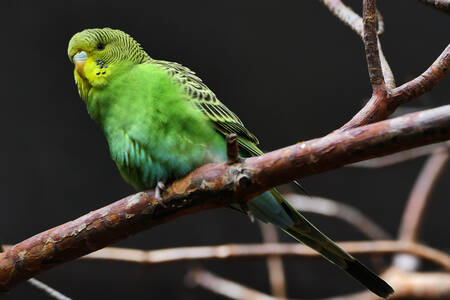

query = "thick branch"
[0,106,449,292]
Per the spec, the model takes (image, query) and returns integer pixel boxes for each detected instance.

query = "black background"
[0,1,449,299]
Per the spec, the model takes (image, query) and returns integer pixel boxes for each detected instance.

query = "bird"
[67,28,394,298]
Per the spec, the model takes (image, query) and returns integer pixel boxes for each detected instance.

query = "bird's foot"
[155,181,167,208]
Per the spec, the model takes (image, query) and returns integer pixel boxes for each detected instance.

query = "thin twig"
[320,0,396,89]
[186,268,285,300]
[398,148,449,242]
[0,105,449,292]
[349,141,450,168]
[27,279,72,300]
[284,194,391,240]
[343,44,450,130]
[363,0,385,90]
[258,222,287,298]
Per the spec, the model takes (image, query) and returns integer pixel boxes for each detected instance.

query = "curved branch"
[79,241,450,271]
[363,0,385,90]
[342,44,449,130]
[0,105,449,292]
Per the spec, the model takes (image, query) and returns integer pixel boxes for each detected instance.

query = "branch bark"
[0,105,449,292]
[320,0,396,89]
[363,0,385,91]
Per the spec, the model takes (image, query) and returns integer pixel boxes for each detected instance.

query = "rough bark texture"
[0,105,449,292]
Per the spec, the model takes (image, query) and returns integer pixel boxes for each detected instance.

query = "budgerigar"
[67,28,393,298]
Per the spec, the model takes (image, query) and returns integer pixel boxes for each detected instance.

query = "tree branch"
[342,44,450,130]
[363,0,385,91]
[320,0,396,89]
[0,105,449,292]
[34,241,445,272]
[398,148,449,242]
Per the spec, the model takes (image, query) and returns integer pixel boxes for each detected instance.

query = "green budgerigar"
[68,28,393,298]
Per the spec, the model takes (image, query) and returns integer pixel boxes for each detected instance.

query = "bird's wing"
[146,59,394,298]
[150,60,261,156]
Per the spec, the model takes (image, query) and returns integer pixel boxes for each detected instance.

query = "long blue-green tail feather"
[248,190,394,298]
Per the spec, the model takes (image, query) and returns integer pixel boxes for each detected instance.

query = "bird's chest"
[105,122,221,191]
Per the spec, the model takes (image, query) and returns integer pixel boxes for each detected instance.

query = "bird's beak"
[73,51,88,76]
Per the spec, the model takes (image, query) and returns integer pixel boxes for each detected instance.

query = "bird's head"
[67,28,150,99]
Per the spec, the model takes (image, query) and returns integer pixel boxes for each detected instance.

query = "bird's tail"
[247,190,394,299]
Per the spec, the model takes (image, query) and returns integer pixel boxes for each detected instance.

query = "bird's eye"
[96,43,105,50]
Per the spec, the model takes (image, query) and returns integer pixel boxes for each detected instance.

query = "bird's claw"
[155,181,167,208]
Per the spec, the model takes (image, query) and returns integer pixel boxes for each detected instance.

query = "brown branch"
[363,0,385,90]
[0,105,449,292]
[1,245,72,300]
[342,44,450,130]
[321,1,450,129]
[320,0,395,89]
[398,148,449,242]
[227,133,241,164]
[390,44,450,105]
[418,0,450,12]
[186,268,285,300]
[258,222,287,298]
[65,241,450,271]
[187,268,450,300]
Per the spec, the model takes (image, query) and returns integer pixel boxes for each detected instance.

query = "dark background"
[0,1,448,299]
